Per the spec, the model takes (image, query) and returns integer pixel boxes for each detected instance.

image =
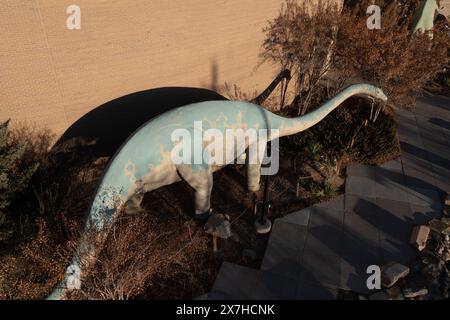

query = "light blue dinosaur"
[48,83,387,299]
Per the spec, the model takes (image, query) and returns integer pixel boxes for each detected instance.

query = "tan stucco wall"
[439,0,450,17]
[1,1,344,134]
[0,0,281,134]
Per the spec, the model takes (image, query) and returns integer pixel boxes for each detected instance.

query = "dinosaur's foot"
[195,208,213,227]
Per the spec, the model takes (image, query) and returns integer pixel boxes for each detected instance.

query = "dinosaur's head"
[364,85,388,102]
[373,87,388,102]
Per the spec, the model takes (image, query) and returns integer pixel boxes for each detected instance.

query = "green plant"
[0,121,39,242]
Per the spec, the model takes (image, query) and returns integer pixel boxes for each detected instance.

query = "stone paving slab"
[268,220,308,251]
[209,95,448,300]
[278,208,310,226]
[210,262,297,300]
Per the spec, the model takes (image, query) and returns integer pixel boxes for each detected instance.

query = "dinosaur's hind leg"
[124,192,145,215]
[176,164,213,217]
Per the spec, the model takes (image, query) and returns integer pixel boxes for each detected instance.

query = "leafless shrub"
[68,213,211,300]
[261,0,341,114]
[336,0,450,108]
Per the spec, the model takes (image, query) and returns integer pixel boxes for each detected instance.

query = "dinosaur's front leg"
[176,164,213,224]
[246,139,267,193]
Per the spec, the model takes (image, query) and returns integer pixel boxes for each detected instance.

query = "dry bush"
[0,131,108,299]
[221,82,258,102]
[262,0,450,111]
[0,123,55,244]
[336,0,450,108]
[0,217,76,300]
[1,124,215,300]
[72,214,211,300]
[261,0,341,114]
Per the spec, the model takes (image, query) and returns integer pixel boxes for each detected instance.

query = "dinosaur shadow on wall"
[54,87,228,159]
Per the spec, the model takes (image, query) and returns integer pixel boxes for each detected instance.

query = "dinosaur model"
[48,83,387,299]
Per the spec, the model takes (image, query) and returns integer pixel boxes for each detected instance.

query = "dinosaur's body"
[48,83,387,299]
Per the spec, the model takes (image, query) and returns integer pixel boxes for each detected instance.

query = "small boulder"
[429,219,450,235]
[403,287,428,299]
[204,213,232,252]
[369,291,389,300]
[386,286,403,300]
[410,225,430,251]
[381,263,410,288]
[445,193,450,207]
[204,213,232,239]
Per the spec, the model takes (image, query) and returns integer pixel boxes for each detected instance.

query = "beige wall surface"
[1,0,291,134]
[439,0,450,17]
[0,0,346,135]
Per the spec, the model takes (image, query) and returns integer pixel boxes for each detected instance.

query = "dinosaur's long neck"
[278,84,377,137]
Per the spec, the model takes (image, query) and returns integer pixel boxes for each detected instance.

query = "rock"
[403,288,428,299]
[443,250,450,262]
[410,225,430,251]
[369,291,389,300]
[204,214,232,252]
[422,261,444,279]
[204,214,232,239]
[386,286,404,300]
[429,219,450,235]
[381,263,410,288]
[445,193,450,207]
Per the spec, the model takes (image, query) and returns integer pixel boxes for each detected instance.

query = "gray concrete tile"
[211,262,297,300]
[296,281,338,300]
[379,235,416,266]
[303,228,344,258]
[403,166,439,191]
[279,208,310,227]
[314,195,345,211]
[269,220,308,251]
[374,180,409,203]
[308,207,344,230]
[345,176,378,198]
[300,250,341,288]
[379,158,403,172]
[400,141,429,161]
[261,240,303,280]
[346,164,378,179]
[344,195,379,219]
[343,211,379,249]
[403,185,442,209]
[375,198,412,220]
[340,232,380,265]
[409,204,442,225]
[340,258,375,294]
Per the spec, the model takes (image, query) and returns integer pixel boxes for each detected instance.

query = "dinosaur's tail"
[47,188,128,300]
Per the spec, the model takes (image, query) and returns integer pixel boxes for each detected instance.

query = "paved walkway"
[207,95,449,299]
